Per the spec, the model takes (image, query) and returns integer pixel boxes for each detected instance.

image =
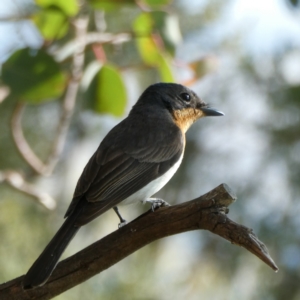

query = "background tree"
[0,0,300,299]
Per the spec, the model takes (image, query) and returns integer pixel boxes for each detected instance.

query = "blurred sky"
[179,0,300,55]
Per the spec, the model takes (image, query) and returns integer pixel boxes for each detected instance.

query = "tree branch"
[0,184,278,300]
[10,16,89,177]
[11,102,47,175]
[0,170,56,210]
[43,17,89,175]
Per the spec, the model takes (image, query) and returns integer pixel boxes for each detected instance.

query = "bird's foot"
[143,198,170,212]
[113,206,127,228]
[118,220,127,228]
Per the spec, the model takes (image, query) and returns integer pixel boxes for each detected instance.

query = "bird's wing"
[65,117,184,225]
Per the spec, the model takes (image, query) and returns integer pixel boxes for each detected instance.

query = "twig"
[54,32,132,62]
[0,170,56,210]
[0,184,278,300]
[44,17,89,174]
[11,103,47,174]
[85,32,131,45]
[0,16,31,22]
[10,16,89,176]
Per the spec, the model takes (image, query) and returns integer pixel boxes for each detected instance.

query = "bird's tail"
[23,214,80,289]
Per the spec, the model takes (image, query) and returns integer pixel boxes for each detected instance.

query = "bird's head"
[135,83,224,133]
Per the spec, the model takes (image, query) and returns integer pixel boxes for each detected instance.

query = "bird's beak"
[201,107,224,117]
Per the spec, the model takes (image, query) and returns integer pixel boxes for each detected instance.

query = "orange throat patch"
[172,107,204,133]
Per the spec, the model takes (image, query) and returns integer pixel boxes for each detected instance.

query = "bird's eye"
[180,93,191,102]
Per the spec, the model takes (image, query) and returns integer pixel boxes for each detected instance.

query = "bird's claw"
[118,220,127,228]
[113,206,127,229]
[144,198,170,212]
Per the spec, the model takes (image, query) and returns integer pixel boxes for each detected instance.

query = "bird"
[22,82,224,289]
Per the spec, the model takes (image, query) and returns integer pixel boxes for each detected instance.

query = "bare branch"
[86,32,131,45]
[0,170,56,210]
[10,17,89,177]
[11,103,47,174]
[0,184,278,300]
[54,32,132,62]
[44,17,89,175]
[0,86,10,103]
[0,16,31,22]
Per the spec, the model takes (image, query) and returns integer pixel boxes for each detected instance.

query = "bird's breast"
[121,152,184,205]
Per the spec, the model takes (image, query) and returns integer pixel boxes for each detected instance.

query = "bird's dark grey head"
[133,83,224,118]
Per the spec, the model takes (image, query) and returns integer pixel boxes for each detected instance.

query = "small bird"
[23,83,224,289]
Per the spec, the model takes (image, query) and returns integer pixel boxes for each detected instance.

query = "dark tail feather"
[23,215,80,289]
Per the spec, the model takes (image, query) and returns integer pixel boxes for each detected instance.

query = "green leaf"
[132,13,153,36]
[133,12,180,57]
[35,0,79,16]
[134,33,174,81]
[151,11,181,56]
[95,64,127,116]
[133,14,158,65]
[157,54,174,82]
[33,0,79,39]
[88,0,135,10]
[135,36,161,66]
[132,12,174,81]
[33,7,69,40]
[140,0,173,7]
[2,48,67,103]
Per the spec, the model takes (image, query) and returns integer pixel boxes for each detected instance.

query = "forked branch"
[0,184,278,300]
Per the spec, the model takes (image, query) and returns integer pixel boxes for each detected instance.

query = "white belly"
[121,153,183,205]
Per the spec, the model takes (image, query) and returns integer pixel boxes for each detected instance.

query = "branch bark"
[0,184,278,300]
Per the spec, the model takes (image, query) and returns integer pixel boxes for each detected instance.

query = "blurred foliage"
[1,0,300,300]
[287,0,300,7]
[1,0,192,114]
[2,48,67,103]
[95,63,127,116]
[33,0,79,39]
